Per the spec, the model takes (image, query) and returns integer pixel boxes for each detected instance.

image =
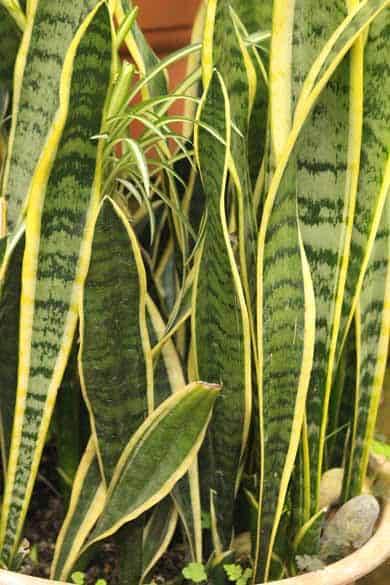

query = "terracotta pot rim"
[0,500,389,585]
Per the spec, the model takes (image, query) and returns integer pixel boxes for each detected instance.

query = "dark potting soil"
[17,442,186,585]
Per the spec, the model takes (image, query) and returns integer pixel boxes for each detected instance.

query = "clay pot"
[134,0,201,55]
[0,501,389,585]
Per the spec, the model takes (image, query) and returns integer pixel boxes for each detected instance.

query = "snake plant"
[0,0,388,584]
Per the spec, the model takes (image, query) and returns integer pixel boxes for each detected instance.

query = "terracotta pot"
[0,501,389,585]
[134,0,201,54]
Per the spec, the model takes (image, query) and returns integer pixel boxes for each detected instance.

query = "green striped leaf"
[343,198,389,498]
[339,7,390,355]
[251,6,389,558]
[292,0,351,522]
[203,0,258,313]
[254,156,315,580]
[193,71,252,552]
[80,196,153,483]
[51,439,105,581]
[2,0,100,234]
[237,0,272,31]
[80,196,153,585]
[0,232,24,468]
[83,382,219,550]
[0,3,112,566]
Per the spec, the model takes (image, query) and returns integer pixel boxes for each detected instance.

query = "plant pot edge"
[0,500,389,585]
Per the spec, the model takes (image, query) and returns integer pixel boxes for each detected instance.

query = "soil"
[18,443,117,584]
[17,442,186,585]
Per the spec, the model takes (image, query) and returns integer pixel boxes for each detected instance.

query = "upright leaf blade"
[193,71,252,552]
[80,196,153,585]
[343,198,390,498]
[0,232,24,468]
[80,196,153,483]
[203,0,258,313]
[292,0,351,520]
[255,157,315,580]
[339,7,390,353]
[0,4,112,565]
[2,0,100,233]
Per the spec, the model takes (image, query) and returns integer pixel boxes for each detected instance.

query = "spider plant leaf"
[0,0,25,31]
[343,198,390,499]
[142,498,178,581]
[2,0,102,235]
[80,196,153,484]
[0,3,112,566]
[51,439,106,581]
[82,382,219,550]
[0,231,24,469]
[147,294,185,406]
[193,71,252,552]
[115,0,167,99]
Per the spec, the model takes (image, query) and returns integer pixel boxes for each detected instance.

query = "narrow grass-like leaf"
[83,382,219,550]
[339,7,390,356]
[115,0,167,100]
[2,0,101,233]
[0,4,112,565]
[343,198,389,498]
[142,498,178,581]
[80,196,153,483]
[193,71,252,551]
[0,1,25,31]
[51,439,106,581]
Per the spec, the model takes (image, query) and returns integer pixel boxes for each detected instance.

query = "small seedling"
[182,562,208,583]
[224,564,253,585]
[71,571,107,585]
